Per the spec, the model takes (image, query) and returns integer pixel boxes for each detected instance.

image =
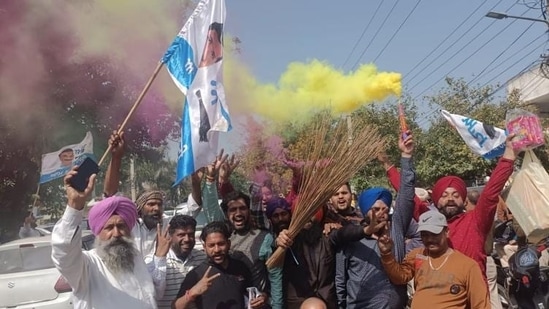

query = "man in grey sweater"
[336,132,416,309]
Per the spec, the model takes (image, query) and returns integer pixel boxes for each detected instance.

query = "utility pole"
[130,157,136,201]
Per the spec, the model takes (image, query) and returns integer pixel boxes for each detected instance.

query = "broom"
[265,112,385,269]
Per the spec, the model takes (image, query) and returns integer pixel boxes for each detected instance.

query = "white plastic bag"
[506,150,549,244]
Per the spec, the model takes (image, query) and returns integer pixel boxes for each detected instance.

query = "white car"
[0,231,95,308]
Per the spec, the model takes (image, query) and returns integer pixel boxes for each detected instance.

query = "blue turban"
[358,187,393,215]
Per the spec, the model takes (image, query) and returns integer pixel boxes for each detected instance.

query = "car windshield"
[0,245,53,275]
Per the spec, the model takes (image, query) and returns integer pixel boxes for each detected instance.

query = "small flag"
[162,0,231,186]
[441,110,506,159]
[40,132,95,183]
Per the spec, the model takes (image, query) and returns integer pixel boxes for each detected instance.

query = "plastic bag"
[505,150,549,244]
[505,108,545,152]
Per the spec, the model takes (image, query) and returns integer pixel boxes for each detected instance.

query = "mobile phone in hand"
[69,157,99,192]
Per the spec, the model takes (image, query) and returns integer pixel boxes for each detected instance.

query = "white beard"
[95,236,137,275]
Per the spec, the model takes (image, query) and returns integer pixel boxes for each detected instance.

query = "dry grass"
[265,112,386,269]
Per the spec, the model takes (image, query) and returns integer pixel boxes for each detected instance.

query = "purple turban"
[88,196,138,235]
[265,197,291,219]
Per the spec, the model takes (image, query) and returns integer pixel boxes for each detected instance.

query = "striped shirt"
[145,249,206,309]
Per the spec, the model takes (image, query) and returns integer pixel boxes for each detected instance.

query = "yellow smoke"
[224,58,401,123]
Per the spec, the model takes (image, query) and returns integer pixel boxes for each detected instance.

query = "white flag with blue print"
[40,132,95,184]
[162,0,231,186]
[441,110,506,159]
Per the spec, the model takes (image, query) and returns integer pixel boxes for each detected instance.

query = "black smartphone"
[69,157,100,192]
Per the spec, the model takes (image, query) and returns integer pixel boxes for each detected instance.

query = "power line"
[341,1,385,70]
[467,21,537,85]
[372,0,423,63]
[416,59,541,127]
[410,6,531,98]
[350,0,402,70]
[471,32,546,85]
[403,0,490,79]
[405,1,513,86]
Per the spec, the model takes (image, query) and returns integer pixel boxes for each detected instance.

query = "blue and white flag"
[40,131,95,183]
[441,110,506,159]
[162,0,231,186]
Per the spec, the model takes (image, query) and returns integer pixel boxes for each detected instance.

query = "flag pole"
[31,183,40,207]
[98,61,165,166]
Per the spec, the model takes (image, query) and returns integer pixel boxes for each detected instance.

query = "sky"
[223,0,549,126]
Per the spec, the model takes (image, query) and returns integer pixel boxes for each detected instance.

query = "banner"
[40,132,94,183]
[162,0,231,186]
[441,110,506,159]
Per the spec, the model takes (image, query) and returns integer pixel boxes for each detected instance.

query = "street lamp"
[485,11,549,28]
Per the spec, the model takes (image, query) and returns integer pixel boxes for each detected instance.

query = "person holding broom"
[333,131,416,309]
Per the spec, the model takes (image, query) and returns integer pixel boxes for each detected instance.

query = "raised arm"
[103,130,125,197]
[378,234,416,285]
[51,168,96,292]
[380,151,429,221]
[202,151,228,223]
[474,135,518,236]
[390,132,416,262]
[218,154,238,198]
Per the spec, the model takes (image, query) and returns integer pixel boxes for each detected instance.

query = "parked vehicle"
[495,241,549,309]
[0,231,95,308]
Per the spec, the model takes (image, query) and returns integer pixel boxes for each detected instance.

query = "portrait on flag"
[162,0,231,185]
[40,131,95,184]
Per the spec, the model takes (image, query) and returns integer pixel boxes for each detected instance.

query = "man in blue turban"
[336,132,417,309]
[358,187,393,216]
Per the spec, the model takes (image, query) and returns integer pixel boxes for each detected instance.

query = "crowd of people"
[47,128,546,309]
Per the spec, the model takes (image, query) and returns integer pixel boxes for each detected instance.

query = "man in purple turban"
[51,167,165,308]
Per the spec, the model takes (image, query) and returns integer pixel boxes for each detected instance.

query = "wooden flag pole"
[31,183,40,207]
[98,61,165,167]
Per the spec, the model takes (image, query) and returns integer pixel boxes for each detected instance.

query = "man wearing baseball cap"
[378,210,490,309]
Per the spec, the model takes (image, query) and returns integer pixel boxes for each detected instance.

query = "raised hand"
[190,266,221,296]
[205,149,228,182]
[363,208,388,236]
[155,223,171,257]
[64,167,96,210]
[503,133,519,160]
[398,130,414,158]
[377,227,393,255]
[219,154,239,184]
[282,152,305,172]
[109,129,125,159]
[252,163,271,186]
[377,151,390,163]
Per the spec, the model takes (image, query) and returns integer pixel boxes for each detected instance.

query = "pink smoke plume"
[0,0,188,153]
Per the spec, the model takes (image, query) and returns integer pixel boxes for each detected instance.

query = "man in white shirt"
[102,130,202,257]
[51,169,165,309]
[133,190,172,256]
[145,215,206,309]
[19,212,41,238]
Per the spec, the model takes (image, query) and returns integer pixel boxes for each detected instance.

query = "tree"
[417,78,549,186]
[0,1,180,242]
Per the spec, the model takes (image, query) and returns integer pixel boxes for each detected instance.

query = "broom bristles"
[266,113,385,269]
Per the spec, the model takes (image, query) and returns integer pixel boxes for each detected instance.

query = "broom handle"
[266,246,287,269]
[98,61,165,166]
